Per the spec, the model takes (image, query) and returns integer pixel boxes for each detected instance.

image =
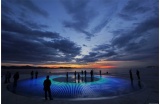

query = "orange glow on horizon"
[2,60,117,69]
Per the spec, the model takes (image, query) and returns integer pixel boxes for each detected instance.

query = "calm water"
[2,68,141,75]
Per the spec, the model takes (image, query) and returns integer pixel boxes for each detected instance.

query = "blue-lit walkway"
[7,75,142,99]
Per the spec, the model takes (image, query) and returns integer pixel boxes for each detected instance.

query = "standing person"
[4,71,9,83]
[84,70,87,82]
[84,70,87,78]
[81,70,83,76]
[13,72,19,88]
[136,70,141,80]
[74,71,77,83]
[107,72,108,74]
[66,72,68,82]
[43,76,52,100]
[129,69,133,84]
[92,70,94,81]
[8,72,11,83]
[81,70,83,82]
[100,70,101,77]
[78,73,80,83]
[91,69,94,81]
[31,71,34,79]
[35,71,38,79]
[74,71,77,79]
[90,70,92,82]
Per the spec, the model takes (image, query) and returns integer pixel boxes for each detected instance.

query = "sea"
[1,68,150,75]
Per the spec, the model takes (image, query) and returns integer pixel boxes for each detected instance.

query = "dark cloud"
[62,0,96,40]
[2,0,48,28]
[78,16,158,63]
[97,51,117,58]
[15,0,49,18]
[2,31,81,63]
[2,16,81,64]
[1,0,158,67]
[83,44,87,47]
[92,2,118,34]
[112,17,159,48]
[19,18,49,30]
[77,52,99,63]
[77,44,117,63]
[110,29,125,35]
[122,0,150,14]
[118,0,151,21]
[2,17,60,39]
[42,39,81,57]
[92,18,110,34]
[110,17,158,61]
[118,13,137,21]
[93,44,113,51]
[2,1,14,16]
[107,54,154,61]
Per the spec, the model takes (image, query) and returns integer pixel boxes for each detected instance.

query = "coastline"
[1,68,159,104]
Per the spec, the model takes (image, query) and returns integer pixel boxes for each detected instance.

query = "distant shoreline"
[1,65,158,69]
[1,66,79,69]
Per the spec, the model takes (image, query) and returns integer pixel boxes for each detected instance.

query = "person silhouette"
[35,71,38,79]
[74,71,77,83]
[78,73,80,83]
[90,70,92,82]
[8,72,11,83]
[31,71,34,79]
[136,70,140,80]
[84,70,87,82]
[106,72,108,74]
[13,72,19,88]
[81,70,84,82]
[129,69,133,85]
[92,70,94,81]
[81,70,83,76]
[100,70,101,77]
[4,71,9,84]
[84,70,87,77]
[66,72,68,82]
[74,71,77,79]
[43,76,52,100]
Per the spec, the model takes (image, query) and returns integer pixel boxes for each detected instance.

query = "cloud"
[78,16,158,63]
[77,52,99,63]
[93,44,113,51]
[1,16,81,64]
[92,2,118,34]
[83,44,87,47]
[19,19,49,30]
[108,17,159,61]
[112,17,159,48]
[15,0,49,18]
[118,13,137,21]
[77,44,117,63]
[2,0,49,30]
[2,17,60,39]
[92,17,110,34]
[118,0,151,21]
[122,0,150,14]
[62,0,97,40]
[42,39,81,57]
[2,1,14,16]
[97,51,117,58]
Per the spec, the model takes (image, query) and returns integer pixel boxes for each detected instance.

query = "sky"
[1,0,159,68]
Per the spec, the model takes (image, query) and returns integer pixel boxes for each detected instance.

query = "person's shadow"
[130,80,134,89]
[138,80,142,89]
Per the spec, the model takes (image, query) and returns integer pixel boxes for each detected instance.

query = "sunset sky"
[1,0,159,68]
